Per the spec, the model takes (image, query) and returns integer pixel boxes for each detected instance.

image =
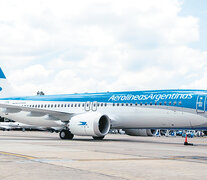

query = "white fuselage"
[0,100,207,129]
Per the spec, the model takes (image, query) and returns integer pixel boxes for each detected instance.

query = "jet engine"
[203,131,207,136]
[68,112,111,137]
[123,129,157,136]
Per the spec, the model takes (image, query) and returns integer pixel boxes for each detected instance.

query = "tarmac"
[0,131,207,180]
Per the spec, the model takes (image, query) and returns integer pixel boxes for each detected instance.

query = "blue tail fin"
[0,68,6,79]
[0,68,14,97]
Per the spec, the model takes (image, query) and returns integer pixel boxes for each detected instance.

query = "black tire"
[59,130,67,139]
[67,132,74,140]
[93,136,105,140]
[59,130,74,140]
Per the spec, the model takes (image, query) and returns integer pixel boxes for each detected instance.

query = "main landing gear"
[92,136,105,140]
[59,130,74,140]
[59,130,105,140]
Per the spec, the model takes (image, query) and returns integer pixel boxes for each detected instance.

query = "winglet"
[0,68,6,79]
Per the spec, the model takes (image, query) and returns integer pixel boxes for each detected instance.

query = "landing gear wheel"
[67,132,74,140]
[59,130,67,139]
[93,136,105,140]
[59,130,74,140]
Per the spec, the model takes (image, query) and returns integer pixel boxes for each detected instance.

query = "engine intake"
[69,112,110,137]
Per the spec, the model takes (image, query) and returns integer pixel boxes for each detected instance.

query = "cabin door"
[196,95,206,113]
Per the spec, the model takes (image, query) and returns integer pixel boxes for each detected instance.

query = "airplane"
[0,121,39,131]
[0,120,62,132]
[0,67,207,140]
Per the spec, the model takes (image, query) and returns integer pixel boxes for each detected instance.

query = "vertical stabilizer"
[0,68,6,80]
[0,68,15,98]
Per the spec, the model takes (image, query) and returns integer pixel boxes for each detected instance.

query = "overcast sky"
[0,0,207,96]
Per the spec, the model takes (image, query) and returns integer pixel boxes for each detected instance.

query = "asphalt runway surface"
[0,131,207,180]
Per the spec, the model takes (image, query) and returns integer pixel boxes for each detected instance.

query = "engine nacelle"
[124,129,157,136]
[69,112,111,137]
[203,131,207,136]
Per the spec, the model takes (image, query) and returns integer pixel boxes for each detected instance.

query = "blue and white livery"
[0,67,207,140]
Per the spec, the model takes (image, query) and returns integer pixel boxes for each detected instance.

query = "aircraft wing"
[0,103,75,122]
[0,125,13,130]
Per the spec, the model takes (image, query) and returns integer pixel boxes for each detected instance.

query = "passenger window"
[101,103,103,107]
[65,104,67,107]
[105,103,107,106]
[117,103,119,106]
[61,104,63,107]
[82,104,85,107]
[71,104,73,107]
[174,101,177,105]
[75,104,77,107]
[155,102,157,105]
[130,103,133,106]
[68,104,70,107]
[140,103,142,106]
[179,101,182,105]
[51,105,53,108]
[38,105,40,108]
[78,104,80,107]
[122,103,124,106]
[135,103,138,106]
[41,105,43,108]
[113,103,115,106]
[159,102,162,105]
[126,103,128,106]
[48,105,50,108]
[150,102,152,105]
[44,105,47,108]
[54,104,57,108]
[164,102,167,105]
[169,102,172,105]
[145,102,147,106]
